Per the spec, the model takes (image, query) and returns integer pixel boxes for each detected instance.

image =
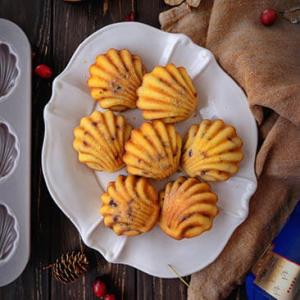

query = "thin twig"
[287,5,300,12]
[43,264,54,270]
[103,0,109,16]
[168,264,190,287]
[79,237,84,253]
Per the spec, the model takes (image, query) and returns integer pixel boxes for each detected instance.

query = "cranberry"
[124,11,135,21]
[104,294,116,300]
[260,9,278,26]
[92,279,107,298]
[34,64,53,79]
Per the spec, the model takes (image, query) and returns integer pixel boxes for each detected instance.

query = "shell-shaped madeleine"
[181,119,244,181]
[123,120,182,179]
[100,175,160,236]
[137,64,198,123]
[160,176,218,240]
[88,48,146,111]
[73,111,132,172]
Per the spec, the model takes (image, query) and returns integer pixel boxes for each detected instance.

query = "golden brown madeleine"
[73,110,132,172]
[88,49,146,111]
[123,120,182,179]
[181,119,243,181]
[100,175,160,236]
[160,176,218,240]
[137,64,197,123]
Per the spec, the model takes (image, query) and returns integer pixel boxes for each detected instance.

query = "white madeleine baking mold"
[0,18,31,287]
[43,22,257,278]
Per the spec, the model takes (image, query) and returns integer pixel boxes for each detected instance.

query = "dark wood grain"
[0,0,247,299]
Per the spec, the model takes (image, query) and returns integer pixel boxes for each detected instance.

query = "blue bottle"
[246,201,300,300]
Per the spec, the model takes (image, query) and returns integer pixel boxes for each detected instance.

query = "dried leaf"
[164,0,185,6]
[103,0,109,16]
[159,3,191,31]
[187,0,201,8]
[283,6,300,24]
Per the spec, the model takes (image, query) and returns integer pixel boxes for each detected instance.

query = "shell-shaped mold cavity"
[137,64,198,123]
[88,48,146,111]
[0,122,19,182]
[101,175,160,236]
[0,43,19,102]
[123,120,182,179]
[0,204,19,264]
[159,176,218,240]
[73,110,133,172]
[181,119,244,181]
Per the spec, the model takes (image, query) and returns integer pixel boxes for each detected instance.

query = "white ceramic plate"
[42,22,257,278]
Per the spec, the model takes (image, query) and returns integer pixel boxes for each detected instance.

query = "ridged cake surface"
[73,111,132,172]
[160,176,218,240]
[101,175,160,236]
[88,48,146,111]
[123,120,182,179]
[181,119,243,181]
[137,64,197,123]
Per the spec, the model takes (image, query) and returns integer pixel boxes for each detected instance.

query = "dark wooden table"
[0,1,247,299]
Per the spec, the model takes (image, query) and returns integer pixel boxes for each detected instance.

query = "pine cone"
[49,251,89,284]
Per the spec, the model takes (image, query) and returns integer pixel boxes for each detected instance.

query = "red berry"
[92,279,107,298]
[104,294,116,300]
[34,64,53,79]
[124,11,135,21]
[260,9,278,26]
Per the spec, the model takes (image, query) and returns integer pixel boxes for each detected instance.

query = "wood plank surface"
[0,1,247,299]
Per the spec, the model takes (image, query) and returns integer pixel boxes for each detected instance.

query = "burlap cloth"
[159,1,300,299]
